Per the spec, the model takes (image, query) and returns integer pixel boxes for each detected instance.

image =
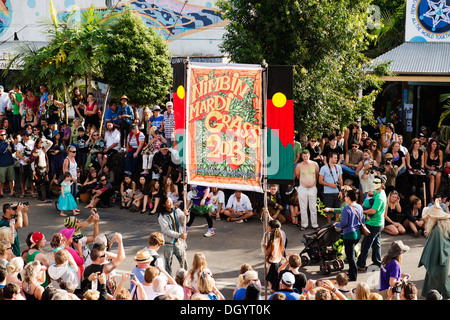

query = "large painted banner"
[185,63,263,191]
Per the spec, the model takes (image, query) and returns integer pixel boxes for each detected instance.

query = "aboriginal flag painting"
[266,65,294,184]
[173,62,187,167]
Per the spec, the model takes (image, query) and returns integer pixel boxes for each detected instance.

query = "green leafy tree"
[216,0,387,137]
[99,5,173,106]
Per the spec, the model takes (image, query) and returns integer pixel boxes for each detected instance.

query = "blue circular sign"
[416,0,450,34]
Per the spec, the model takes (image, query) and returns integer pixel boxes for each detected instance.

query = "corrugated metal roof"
[369,42,450,75]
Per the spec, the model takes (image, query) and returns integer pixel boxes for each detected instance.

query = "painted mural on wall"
[55,0,226,41]
[0,0,12,38]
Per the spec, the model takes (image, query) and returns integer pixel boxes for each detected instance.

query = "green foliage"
[216,0,387,137]
[100,6,173,106]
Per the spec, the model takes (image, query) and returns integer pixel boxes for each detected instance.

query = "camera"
[391,275,409,294]
[11,201,29,210]
[130,273,136,281]
[73,233,83,243]
[385,159,391,166]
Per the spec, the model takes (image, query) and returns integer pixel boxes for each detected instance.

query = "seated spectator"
[133,175,150,213]
[321,134,343,164]
[142,127,166,175]
[85,129,105,171]
[342,140,363,178]
[403,195,424,237]
[78,167,98,195]
[101,120,121,172]
[266,184,285,224]
[151,143,176,183]
[210,187,225,220]
[124,123,146,175]
[223,190,254,223]
[75,127,89,174]
[147,179,163,215]
[120,173,135,210]
[427,193,449,213]
[85,174,114,208]
[383,190,406,236]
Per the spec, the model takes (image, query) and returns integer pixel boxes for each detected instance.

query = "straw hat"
[134,249,153,263]
[422,203,450,220]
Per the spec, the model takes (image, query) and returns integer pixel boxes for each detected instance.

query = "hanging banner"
[185,63,263,192]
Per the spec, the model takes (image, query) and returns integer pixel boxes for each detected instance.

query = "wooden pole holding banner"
[181,58,190,270]
[423,181,427,207]
[99,85,111,135]
[261,60,269,300]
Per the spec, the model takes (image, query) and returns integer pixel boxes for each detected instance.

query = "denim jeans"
[357,225,382,268]
[341,164,357,177]
[344,238,360,281]
[125,149,141,173]
[163,243,187,277]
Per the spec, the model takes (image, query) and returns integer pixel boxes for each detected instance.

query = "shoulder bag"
[350,205,370,237]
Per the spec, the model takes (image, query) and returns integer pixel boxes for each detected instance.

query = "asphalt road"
[9,194,435,300]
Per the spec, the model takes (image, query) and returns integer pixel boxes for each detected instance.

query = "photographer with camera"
[382,153,400,196]
[0,129,15,198]
[0,201,29,257]
[379,240,410,299]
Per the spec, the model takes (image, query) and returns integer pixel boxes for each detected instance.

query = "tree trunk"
[63,83,72,124]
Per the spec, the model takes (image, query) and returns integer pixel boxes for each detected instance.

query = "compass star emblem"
[422,0,450,31]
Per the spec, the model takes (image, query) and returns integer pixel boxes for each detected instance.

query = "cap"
[30,232,44,248]
[243,270,258,282]
[160,143,168,150]
[64,216,78,229]
[244,283,261,300]
[23,130,31,136]
[0,129,6,135]
[166,101,173,107]
[153,105,161,111]
[281,272,295,286]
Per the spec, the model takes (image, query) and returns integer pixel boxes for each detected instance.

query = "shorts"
[0,165,15,183]
[190,203,213,215]
[323,193,340,208]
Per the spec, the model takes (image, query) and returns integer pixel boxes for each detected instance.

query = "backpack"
[150,254,160,267]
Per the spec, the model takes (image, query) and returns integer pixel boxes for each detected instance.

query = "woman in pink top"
[22,89,39,114]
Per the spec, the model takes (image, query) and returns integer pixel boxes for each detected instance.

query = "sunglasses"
[352,145,359,148]
[101,179,107,182]
[310,140,317,142]
[0,134,5,136]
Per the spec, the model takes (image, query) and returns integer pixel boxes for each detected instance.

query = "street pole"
[261,60,269,300]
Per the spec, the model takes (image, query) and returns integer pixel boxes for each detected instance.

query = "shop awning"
[367,42,450,82]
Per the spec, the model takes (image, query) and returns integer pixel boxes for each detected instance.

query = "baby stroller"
[299,222,345,275]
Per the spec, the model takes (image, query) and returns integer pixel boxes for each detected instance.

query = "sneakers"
[204,230,215,237]
[285,186,294,195]
[235,219,244,224]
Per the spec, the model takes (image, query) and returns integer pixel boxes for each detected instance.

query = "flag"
[173,62,187,167]
[266,65,294,184]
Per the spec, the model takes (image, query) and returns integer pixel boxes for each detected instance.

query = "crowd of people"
[0,84,449,301]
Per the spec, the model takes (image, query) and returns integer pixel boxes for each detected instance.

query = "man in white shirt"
[223,190,254,223]
[101,120,121,172]
[210,187,225,220]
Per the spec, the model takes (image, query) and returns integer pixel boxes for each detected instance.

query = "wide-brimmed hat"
[422,203,450,220]
[120,95,129,101]
[388,240,410,257]
[134,249,153,263]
